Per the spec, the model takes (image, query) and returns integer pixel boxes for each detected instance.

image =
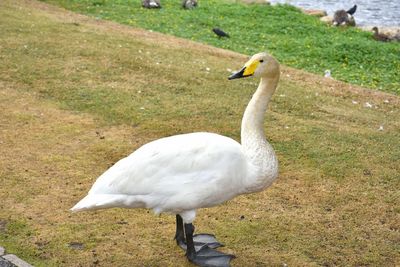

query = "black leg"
[175,214,223,251]
[184,223,196,260]
[175,215,185,246]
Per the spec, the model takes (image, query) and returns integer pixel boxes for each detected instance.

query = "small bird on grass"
[182,0,198,9]
[142,0,161,9]
[212,28,230,38]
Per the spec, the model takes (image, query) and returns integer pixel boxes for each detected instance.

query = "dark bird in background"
[372,27,400,42]
[182,0,198,9]
[213,28,230,38]
[346,4,357,15]
[372,27,391,42]
[333,4,357,26]
[142,0,161,9]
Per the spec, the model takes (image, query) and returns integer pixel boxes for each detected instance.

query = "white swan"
[71,52,280,267]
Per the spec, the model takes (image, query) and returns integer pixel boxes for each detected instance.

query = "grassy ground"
[0,0,399,266]
[40,0,400,94]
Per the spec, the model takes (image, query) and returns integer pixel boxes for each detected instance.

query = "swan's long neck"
[241,75,279,193]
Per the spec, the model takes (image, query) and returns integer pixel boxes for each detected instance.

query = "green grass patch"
[41,0,400,94]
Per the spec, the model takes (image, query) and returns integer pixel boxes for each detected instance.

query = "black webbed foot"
[175,215,223,249]
[177,216,235,267]
[188,245,235,267]
[194,233,223,249]
[178,233,223,251]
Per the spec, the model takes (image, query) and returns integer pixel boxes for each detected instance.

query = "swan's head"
[228,52,280,80]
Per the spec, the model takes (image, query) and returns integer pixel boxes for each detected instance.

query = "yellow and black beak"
[228,67,248,80]
[228,59,260,80]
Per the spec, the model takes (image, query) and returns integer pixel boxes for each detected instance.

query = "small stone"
[0,257,14,267]
[324,70,331,78]
[320,15,333,25]
[0,246,5,255]
[301,9,327,17]
[364,102,373,108]
[363,169,372,176]
[68,242,84,250]
[3,254,34,267]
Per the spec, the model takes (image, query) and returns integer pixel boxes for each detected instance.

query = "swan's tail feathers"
[70,194,146,212]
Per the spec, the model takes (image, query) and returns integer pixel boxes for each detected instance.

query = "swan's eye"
[259,60,264,63]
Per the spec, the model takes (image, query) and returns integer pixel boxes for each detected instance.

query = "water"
[269,0,400,26]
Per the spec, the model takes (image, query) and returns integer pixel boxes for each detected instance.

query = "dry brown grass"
[0,1,399,266]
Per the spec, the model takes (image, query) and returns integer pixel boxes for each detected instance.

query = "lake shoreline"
[240,1,400,32]
[266,0,400,27]
[297,7,400,35]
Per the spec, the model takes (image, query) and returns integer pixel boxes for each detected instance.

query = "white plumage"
[72,132,248,216]
[71,52,280,266]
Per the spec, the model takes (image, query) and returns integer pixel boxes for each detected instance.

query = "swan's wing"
[87,132,247,200]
